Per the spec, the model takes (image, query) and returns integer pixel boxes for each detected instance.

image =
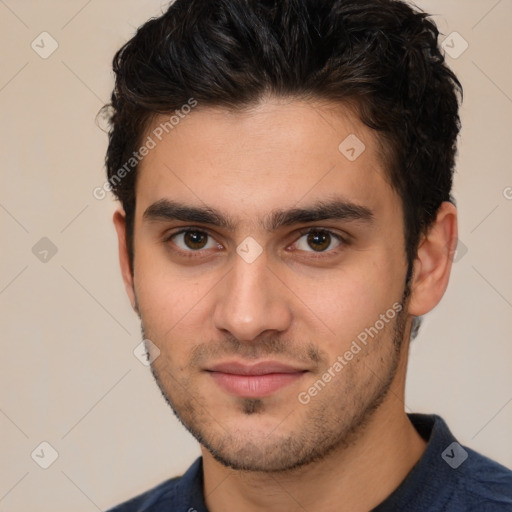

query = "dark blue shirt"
[107,414,512,511]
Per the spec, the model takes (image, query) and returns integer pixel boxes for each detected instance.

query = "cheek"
[134,270,202,371]
[289,251,403,349]
[132,246,222,344]
[133,247,191,333]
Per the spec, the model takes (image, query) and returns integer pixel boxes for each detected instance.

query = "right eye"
[167,229,223,255]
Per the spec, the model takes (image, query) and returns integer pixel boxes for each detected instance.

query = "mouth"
[205,361,308,398]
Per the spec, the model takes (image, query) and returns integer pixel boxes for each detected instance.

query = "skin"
[113,97,458,511]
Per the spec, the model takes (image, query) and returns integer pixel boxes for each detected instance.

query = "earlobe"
[408,201,458,317]
[113,209,138,313]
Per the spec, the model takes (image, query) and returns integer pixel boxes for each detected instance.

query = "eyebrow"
[142,198,374,231]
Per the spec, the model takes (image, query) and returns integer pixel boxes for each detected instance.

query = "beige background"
[0,1,511,510]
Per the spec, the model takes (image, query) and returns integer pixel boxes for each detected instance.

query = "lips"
[206,361,307,398]
[208,361,305,375]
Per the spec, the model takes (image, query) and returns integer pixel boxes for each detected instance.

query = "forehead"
[135,99,401,229]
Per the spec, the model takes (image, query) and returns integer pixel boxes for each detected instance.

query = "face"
[122,98,414,472]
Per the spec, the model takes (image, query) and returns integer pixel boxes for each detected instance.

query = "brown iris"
[184,230,208,250]
[307,231,331,252]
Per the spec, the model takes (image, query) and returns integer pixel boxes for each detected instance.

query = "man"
[103,0,512,510]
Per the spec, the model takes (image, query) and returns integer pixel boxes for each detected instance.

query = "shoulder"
[418,414,512,510]
[105,457,204,512]
[398,414,512,512]
[106,476,181,512]
[453,446,512,511]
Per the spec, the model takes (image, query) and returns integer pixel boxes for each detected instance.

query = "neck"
[202,382,427,512]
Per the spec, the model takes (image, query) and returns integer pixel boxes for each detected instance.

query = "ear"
[408,201,458,317]
[113,208,138,313]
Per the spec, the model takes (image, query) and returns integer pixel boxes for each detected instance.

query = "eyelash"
[164,227,348,259]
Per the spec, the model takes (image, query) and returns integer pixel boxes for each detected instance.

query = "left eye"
[294,230,343,252]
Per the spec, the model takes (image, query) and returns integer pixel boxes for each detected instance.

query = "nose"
[212,250,293,342]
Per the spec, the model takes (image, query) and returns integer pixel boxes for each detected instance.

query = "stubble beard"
[139,287,410,474]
